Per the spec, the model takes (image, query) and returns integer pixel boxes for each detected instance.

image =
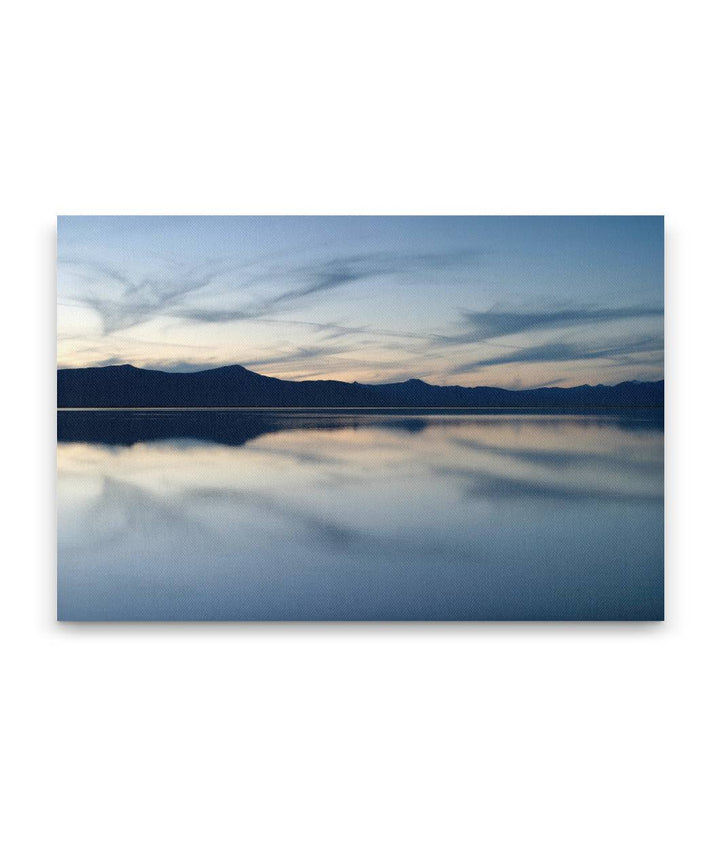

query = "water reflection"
[57,409,663,620]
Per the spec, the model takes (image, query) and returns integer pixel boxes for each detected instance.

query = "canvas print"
[57,216,664,621]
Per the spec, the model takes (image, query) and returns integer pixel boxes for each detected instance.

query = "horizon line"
[56,362,664,392]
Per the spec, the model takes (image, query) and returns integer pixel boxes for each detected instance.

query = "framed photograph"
[57,215,663,620]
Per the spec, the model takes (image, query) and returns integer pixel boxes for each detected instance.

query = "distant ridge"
[57,364,664,408]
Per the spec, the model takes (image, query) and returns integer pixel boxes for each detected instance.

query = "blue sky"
[57,216,663,388]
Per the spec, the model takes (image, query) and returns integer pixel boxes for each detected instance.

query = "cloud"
[242,345,344,370]
[267,318,433,345]
[59,241,665,386]
[60,249,479,334]
[442,304,663,344]
[453,335,664,372]
[172,250,475,325]
[59,255,245,334]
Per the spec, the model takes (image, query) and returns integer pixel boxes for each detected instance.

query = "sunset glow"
[58,216,663,388]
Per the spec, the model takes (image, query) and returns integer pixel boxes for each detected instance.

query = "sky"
[57,216,664,388]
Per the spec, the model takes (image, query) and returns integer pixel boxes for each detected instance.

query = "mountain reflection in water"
[57,409,663,620]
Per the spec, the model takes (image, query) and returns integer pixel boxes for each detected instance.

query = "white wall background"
[2,2,717,854]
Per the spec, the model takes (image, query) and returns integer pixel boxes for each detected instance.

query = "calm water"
[57,409,663,620]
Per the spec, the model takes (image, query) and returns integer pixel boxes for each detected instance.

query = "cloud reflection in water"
[57,410,663,620]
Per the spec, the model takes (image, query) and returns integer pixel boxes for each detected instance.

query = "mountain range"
[57,364,664,408]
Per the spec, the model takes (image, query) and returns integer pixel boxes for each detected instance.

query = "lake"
[57,409,664,620]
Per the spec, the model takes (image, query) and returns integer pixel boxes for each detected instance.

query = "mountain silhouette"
[57,364,664,408]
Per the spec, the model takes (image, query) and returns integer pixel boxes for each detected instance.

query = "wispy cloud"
[57,217,664,386]
[441,304,663,345]
[172,251,477,325]
[60,249,479,334]
[242,345,345,370]
[453,334,664,372]
[59,255,245,333]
